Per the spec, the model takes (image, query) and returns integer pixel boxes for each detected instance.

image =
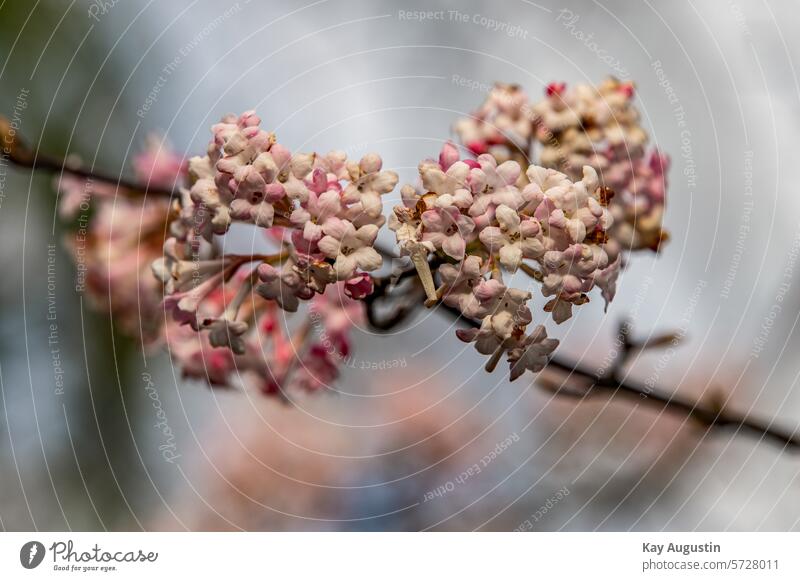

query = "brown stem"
[437,303,800,452]
[1,117,175,196]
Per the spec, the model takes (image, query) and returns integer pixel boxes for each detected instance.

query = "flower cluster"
[56,136,184,344]
[531,78,669,261]
[165,277,364,396]
[391,142,615,377]
[166,111,394,289]
[453,83,535,166]
[452,77,670,314]
[152,111,396,396]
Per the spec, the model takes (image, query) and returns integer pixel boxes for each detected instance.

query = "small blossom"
[133,134,187,188]
[255,262,313,312]
[468,155,523,217]
[479,204,542,270]
[290,186,342,242]
[456,285,532,357]
[342,154,399,218]
[507,325,559,380]
[206,318,249,355]
[420,206,475,260]
[438,255,486,317]
[419,155,474,210]
[453,83,535,163]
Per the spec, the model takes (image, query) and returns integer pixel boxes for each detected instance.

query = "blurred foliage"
[0,1,151,530]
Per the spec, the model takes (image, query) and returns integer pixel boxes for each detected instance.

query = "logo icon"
[20,541,45,569]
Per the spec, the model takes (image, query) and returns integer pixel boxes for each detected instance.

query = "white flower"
[529,165,610,244]
[317,218,382,279]
[456,285,532,355]
[342,154,398,218]
[438,255,485,317]
[468,155,523,216]
[188,178,233,239]
[419,158,474,209]
[479,204,543,270]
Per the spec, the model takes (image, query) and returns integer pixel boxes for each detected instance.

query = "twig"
[1,117,175,196]
[435,302,800,452]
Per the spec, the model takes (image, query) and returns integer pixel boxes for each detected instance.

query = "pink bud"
[359,153,382,174]
[546,82,566,97]
[618,83,635,98]
[438,141,460,170]
[466,140,488,155]
[344,273,374,300]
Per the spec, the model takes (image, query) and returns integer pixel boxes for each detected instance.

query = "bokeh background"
[1,0,799,531]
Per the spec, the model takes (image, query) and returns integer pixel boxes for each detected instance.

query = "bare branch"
[434,302,800,452]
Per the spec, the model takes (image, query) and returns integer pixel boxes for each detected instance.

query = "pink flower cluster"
[165,276,365,396]
[145,112,397,395]
[453,83,535,164]
[531,78,669,261]
[56,136,185,344]
[391,142,615,378]
[151,111,397,396]
[454,77,669,268]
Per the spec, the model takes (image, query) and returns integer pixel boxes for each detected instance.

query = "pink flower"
[507,325,559,380]
[310,282,366,357]
[456,285,532,356]
[290,185,343,242]
[438,140,460,170]
[342,154,398,218]
[438,255,486,317]
[167,325,235,387]
[410,143,482,210]
[205,318,249,355]
[315,150,349,181]
[453,83,535,163]
[593,255,621,309]
[255,263,313,312]
[133,134,187,188]
[293,344,339,391]
[468,155,523,217]
[420,206,475,260]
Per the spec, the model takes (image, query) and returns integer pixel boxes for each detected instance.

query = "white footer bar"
[1,532,797,579]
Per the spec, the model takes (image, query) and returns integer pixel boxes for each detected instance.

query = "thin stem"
[1,118,175,196]
[437,302,800,452]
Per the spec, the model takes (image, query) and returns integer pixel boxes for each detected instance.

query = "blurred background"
[1,0,799,531]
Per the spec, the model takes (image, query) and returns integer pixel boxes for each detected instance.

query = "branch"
[5,116,798,452]
[435,302,800,453]
[1,116,174,196]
